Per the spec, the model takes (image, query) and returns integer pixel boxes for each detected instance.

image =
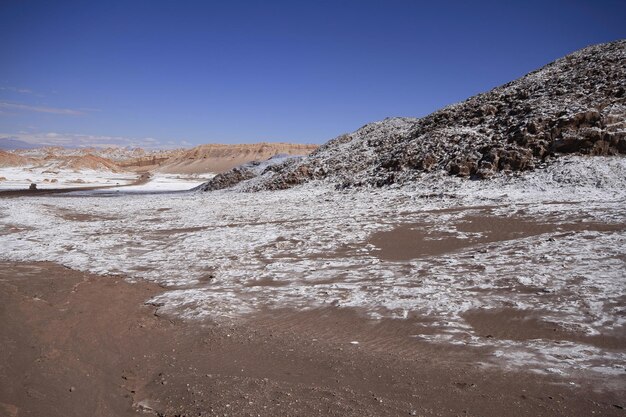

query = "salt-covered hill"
[210,40,625,191]
[157,142,318,174]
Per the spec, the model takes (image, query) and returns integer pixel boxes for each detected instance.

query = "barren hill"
[0,150,35,167]
[39,153,122,172]
[157,142,318,174]
[217,40,625,191]
[4,149,125,171]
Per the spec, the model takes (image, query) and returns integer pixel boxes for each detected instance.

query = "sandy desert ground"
[1,155,625,416]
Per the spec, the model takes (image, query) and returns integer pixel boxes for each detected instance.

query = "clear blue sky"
[1,0,624,148]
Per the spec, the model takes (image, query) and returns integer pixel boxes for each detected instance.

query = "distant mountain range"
[0,142,318,175]
[0,138,40,150]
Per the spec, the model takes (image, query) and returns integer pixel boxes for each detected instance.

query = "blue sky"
[1,0,624,148]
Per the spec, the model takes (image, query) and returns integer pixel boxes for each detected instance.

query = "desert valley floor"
[1,156,625,416]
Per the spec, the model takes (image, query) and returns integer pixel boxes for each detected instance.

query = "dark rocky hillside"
[200,40,625,191]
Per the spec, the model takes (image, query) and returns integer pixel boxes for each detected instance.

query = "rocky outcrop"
[197,154,306,191]
[199,166,257,191]
[244,40,626,190]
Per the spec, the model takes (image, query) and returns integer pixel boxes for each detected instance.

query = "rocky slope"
[211,40,625,191]
[196,154,305,191]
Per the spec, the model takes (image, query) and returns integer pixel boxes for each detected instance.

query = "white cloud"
[0,86,34,95]
[0,131,182,149]
[0,101,85,116]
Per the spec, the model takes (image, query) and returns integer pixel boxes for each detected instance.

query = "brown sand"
[369,212,625,261]
[0,261,624,417]
[463,308,626,350]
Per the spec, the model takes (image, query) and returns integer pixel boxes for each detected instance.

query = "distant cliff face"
[242,40,625,190]
[157,143,318,174]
